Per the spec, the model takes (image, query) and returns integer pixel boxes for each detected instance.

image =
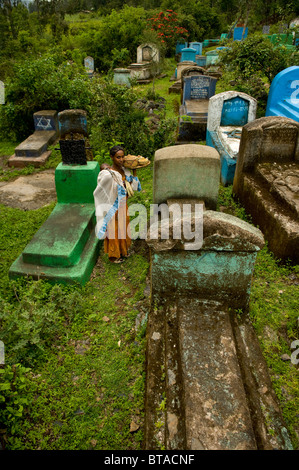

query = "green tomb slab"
[9,161,102,286]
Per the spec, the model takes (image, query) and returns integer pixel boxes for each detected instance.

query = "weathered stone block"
[233,116,299,262]
[153,144,220,209]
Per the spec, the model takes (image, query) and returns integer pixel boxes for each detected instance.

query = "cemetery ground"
[0,72,298,450]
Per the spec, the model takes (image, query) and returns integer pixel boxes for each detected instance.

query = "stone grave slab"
[8,130,57,168]
[233,116,299,262]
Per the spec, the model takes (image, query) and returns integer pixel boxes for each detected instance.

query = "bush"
[219,34,299,83]
[0,52,93,140]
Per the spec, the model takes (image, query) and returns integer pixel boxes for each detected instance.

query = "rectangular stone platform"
[9,203,102,285]
[22,203,96,267]
[144,297,293,450]
[14,130,57,157]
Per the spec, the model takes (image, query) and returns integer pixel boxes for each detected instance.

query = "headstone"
[84,56,94,74]
[233,116,299,262]
[183,75,217,102]
[58,109,88,138]
[178,75,217,142]
[0,81,4,104]
[265,66,299,122]
[189,42,203,56]
[206,91,257,185]
[153,144,220,209]
[137,43,160,64]
[180,48,197,63]
[33,110,58,132]
[113,68,131,87]
[233,26,248,41]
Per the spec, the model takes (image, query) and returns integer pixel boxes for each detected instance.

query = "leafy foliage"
[0,52,92,140]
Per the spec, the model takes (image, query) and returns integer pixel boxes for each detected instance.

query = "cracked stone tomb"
[144,143,292,450]
[233,115,299,263]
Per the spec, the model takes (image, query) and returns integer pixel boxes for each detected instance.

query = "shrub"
[0,52,92,140]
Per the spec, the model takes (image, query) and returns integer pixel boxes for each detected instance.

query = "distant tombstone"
[176,61,197,80]
[137,43,160,64]
[176,42,188,55]
[180,48,197,63]
[84,56,94,72]
[189,42,203,56]
[205,50,219,67]
[0,81,4,104]
[183,75,216,103]
[266,66,299,122]
[113,68,131,87]
[233,26,248,41]
[196,56,206,67]
[262,25,270,34]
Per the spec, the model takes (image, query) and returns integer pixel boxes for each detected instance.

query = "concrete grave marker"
[113,68,131,87]
[137,43,160,64]
[8,110,58,168]
[180,47,197,63]
[206,91,257,185]
[233,116,299,262]
[84,56,94,76]
[266,66,299,122]
[0,81,4,104]
[177,74,217,142]
[144,142,293,450]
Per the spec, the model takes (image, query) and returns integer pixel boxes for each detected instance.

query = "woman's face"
[111,149,124,169]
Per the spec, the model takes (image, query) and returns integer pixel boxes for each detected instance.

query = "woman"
[93,145,141,263]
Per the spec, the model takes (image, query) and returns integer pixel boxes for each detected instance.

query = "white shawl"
[93,167,141,239]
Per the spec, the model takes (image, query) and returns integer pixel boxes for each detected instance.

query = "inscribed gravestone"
[183,76,217,104]
[220,97,249,127]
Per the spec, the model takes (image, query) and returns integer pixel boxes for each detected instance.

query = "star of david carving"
[36,116,52,130]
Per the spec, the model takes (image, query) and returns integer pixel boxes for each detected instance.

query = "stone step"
[21,203,96,267]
